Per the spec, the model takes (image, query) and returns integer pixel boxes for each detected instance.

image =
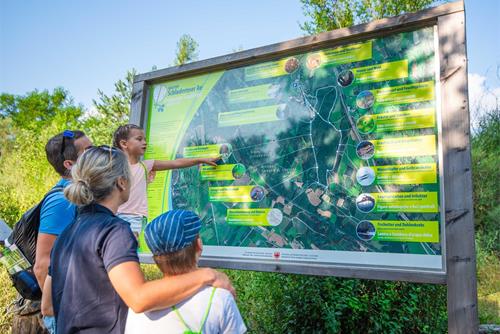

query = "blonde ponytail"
[64,146,130,206]
[64,179,94,206]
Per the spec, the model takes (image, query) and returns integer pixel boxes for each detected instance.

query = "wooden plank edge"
[139,254,446,284]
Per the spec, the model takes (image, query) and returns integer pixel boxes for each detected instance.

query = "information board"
[142,26,445,272]
[132,3,480,330]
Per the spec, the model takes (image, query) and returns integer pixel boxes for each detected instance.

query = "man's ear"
[63,160,74,172]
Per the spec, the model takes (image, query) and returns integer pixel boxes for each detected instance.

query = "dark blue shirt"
[50,203,138,334]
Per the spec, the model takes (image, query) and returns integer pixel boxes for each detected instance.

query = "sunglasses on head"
[60,130,74,160]
[84,145,118,153]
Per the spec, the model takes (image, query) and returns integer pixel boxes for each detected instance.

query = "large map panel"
[144,26,443,270]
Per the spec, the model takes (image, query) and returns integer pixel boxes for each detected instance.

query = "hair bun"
[76,178,90,189]
[64,177,94,206]
[64,145,130,206]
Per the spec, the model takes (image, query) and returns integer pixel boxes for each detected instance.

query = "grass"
[141,263,163,280]
[477,247,500,324]
[0,269,18,333]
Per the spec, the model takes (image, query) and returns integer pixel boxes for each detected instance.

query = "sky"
[0,0,499,115]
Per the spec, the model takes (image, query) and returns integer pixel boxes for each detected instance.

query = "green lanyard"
[172,287,217,334]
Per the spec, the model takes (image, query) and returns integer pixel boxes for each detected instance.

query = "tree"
[299,0,443,34]
[174,34,199,66]
[93,69,136,125]
[0,117,15,159]
[85,70,136,144]
[355,0,445,22]
[0,88,83,132]
[0,90,84,224]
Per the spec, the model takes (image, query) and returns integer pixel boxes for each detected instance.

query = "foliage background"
[0,1,498,332]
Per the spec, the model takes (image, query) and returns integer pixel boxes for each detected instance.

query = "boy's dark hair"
[113,124,143,150]
[45,130,86,176]
[153,236,199,276]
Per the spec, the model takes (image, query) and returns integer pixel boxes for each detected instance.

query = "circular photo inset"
[306,53,323,71]
[356,220,376,240]
[356,90,375,109]
[284,57,300,74]
[356,193,376,213]
[356,141,375,160]
[231,164,246,179]
[356,115,376,134]
[337,70,355,87]
[267,209,283,226]
[356,166,376,186]
[250,186,265,202]
[219,143,233,162]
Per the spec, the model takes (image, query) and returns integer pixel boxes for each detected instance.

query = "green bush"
[138,265,447,333]
[472,111,500,256]
[0,89,125,226]
[471,111,500,324]
[223,270,447,333]
[477,242,500,324]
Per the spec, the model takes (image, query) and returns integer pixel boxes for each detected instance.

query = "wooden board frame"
[131,1,478,331]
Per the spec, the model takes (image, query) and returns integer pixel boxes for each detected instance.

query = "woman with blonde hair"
[41,146,233,334]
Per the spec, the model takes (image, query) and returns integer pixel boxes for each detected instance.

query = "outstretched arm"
[152,157,219,171]
[108,261,235,313]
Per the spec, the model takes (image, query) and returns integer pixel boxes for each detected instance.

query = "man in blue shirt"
[33,130,92,332]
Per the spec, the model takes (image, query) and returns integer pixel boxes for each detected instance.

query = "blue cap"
[145,210,202,255]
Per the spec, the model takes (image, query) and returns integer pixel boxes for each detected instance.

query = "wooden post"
[438,8,479,334]
[130,80,148,126]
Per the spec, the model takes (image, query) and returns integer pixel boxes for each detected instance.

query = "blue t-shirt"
[50,203,138,334]
[39,179,76,235]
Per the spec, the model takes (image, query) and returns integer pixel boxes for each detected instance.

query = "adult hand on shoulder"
[203,268,236,298]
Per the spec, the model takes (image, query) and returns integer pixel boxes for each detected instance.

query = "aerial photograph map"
[143,26,443,270]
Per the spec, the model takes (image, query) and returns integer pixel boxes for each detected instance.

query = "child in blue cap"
[125,210,247,334]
